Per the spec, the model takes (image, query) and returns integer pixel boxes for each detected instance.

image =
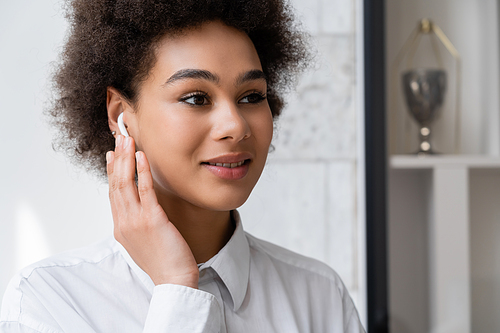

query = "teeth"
[207,160,245,168]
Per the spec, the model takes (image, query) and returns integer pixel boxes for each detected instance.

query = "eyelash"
[240,91,267,104]
[179,90,267,106]
[180,91,209,106]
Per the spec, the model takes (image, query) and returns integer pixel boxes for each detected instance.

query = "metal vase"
[402,69,447,155]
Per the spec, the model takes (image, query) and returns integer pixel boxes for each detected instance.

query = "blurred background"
[386,1,500,333]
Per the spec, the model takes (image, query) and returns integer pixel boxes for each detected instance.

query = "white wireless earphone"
[117,113,130,137]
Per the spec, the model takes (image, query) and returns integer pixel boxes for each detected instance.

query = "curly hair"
[48,0,310,179]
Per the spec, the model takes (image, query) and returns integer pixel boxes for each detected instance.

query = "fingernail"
[125,136,132,148]
[116,135,123,148]
[106,151,113,164]
[135,152,141,162]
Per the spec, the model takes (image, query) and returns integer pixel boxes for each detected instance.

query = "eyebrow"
[164,69,219,85]
[163,68,267,86]
[235,69,267,86]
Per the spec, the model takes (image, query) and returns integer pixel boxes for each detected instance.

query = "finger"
[136,151,160,210]
[106,151,115,177]
[110,136,140,239]
[106,150,123,235]
[106,150,117,202]
[106,150,118,214]
[111,135,140,206]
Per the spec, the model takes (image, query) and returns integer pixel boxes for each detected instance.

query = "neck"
[156,191,235,264]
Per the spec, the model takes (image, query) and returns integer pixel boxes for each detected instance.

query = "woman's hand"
[106,135,199,288]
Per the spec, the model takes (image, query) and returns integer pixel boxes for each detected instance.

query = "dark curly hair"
[48,0,310,179]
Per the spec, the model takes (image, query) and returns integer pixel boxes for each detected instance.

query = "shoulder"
[245,232,346,291]
[1,237,119,323]
[244,232,364,332]
[14,237,118,280]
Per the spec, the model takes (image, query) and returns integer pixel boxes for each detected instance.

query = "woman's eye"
[240,92,266,104]
[181,93,209,106]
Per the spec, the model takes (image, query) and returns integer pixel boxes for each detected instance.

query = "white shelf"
[388,154,500,333]
[390,154,500,169]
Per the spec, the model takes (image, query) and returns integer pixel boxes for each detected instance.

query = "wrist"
[153,273,199,289]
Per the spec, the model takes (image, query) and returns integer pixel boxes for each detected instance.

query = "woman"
[0,0,364,332]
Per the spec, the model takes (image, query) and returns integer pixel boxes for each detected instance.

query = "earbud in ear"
[117,113,130,137]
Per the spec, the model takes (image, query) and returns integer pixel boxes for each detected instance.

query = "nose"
[211,102,251,142]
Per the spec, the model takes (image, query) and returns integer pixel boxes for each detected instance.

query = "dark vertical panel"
[364,0,389,332]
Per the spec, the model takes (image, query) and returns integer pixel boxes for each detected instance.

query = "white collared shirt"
[1,212,365,332]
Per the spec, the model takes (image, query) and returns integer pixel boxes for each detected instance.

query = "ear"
[107,87,133,136]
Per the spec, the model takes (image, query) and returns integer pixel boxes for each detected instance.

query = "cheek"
[141,105,206,149]
[252,110,274,149]
[139,111,208,175]
[143,128,203,196]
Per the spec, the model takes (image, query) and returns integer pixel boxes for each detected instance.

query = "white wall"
[0,0,112,301]
[240,0,366,322]
[0,0,366,324]
[470,169,500,332]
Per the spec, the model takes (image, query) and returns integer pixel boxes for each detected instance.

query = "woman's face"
[125,21,273,212]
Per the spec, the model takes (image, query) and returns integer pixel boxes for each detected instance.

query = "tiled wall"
[239,0,361,301]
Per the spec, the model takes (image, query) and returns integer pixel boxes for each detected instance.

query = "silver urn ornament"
[402,69,447,154]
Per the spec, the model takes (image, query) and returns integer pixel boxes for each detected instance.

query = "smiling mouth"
[202,159,251,168]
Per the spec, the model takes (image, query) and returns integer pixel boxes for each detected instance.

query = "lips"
[201,153,252,180]
[202,152,253,164]
[206,160,246,168]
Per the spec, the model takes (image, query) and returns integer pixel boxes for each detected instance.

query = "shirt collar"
[114,239,156,293]
[201,210,250,312]
[115,210,250,311]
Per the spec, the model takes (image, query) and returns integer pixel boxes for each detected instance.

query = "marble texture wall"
[239,0,363,309]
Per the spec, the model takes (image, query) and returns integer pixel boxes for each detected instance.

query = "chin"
[153,171,259,212]
[194,189,253,212]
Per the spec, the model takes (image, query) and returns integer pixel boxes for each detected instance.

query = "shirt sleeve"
[344,308,366,333]
[341,289,366,333]
[143,284,222,333]
[1,278,222,333]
